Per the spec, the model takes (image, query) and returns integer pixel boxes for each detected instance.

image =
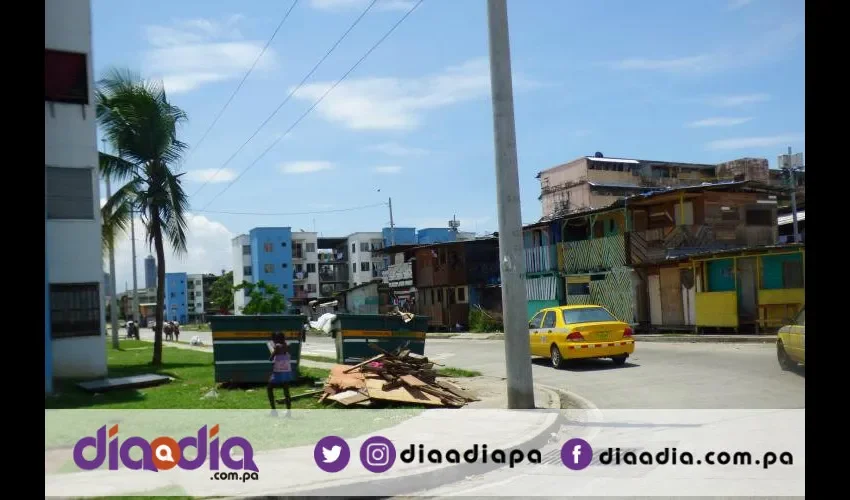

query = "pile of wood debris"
[319,344,479,407]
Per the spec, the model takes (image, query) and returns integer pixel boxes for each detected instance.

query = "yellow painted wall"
[757,288,804,328]
[695,292,738,327]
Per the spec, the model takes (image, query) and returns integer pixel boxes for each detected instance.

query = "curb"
[234,389,572,498]
[634,335,777,344]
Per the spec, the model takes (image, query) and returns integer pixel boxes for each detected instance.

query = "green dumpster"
[208,315,306,384]
[333,314,429,364]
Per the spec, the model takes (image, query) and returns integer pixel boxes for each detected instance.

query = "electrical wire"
[191,202,388,216]
[182,0,300,177]
[189,0,380,199]
[200,0,424,211]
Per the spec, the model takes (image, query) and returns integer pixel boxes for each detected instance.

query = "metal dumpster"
[208,314,306,384]
[333,314,429,364]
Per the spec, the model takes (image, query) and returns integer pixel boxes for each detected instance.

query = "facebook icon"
[561,438,592,470]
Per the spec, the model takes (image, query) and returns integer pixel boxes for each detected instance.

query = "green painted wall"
[707,259,735,292]
[528,300,559,320]
[761,253,802,290]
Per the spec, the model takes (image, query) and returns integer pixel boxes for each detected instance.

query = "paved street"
[134,328,804,409]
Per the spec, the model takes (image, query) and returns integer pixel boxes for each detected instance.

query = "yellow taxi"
[528,305,635,368]
[777,307,805,370]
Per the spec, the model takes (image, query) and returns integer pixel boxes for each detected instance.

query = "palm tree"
[97,68,190,366]
[100,164,132,349]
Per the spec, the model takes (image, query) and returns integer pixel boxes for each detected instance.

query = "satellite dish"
[594,152,604,158]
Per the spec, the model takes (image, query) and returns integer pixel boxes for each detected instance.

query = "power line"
[190,0,379,199]
[191,202,388,216]
[183,0,300,176]
[201,0,424,211]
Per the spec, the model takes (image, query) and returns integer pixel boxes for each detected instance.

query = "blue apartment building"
[416,228,457,245]
[382,227,417,247]
[164,272,188,323]
[249,227,294,302]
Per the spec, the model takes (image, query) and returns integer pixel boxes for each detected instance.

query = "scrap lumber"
[317,345,479,408]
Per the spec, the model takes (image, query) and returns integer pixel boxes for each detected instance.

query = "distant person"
[267,336,293,417]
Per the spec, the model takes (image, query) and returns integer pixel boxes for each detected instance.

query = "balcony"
[557,234,626,274]
[292,251,305,260]
[319,269,349,282]
[525,245,556,273]
[294,289,309,299]
[293,270,309,281]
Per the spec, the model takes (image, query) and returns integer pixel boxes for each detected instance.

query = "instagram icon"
[360,436,396,473]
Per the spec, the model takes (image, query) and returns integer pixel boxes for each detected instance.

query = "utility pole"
[388,197,396,246]
[103,138,120,349]
[786,146,800,243]
[128,152,140,324]
[486,0,535,409]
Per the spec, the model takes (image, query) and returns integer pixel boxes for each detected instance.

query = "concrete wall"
[45,0,107,379]
[250,227,294,302]
[164,272,188,323]
[232,234,251,313]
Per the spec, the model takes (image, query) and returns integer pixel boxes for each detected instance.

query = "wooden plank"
[329,390,371,406]
[364,378,445,406]
[343,354,385,373]
[435,380,479,401]
[328,365,366,389]
[400,375,427,387]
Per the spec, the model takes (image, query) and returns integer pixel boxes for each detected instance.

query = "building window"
[307,283,317,292]
[437,289,443,302]
[361,262,370,272]
[281,263,288,269]
[243,266,252,276]
[263,242,273,252]
[294,264,303,272]
[457,287,466,302]
[306,243,316,252]
[281,241,287,248]
[307,263,316,273]
[352,243,357,254]
[242,245,251,255]
[46,167,94,220]
[283,284,288,289]
[44,49,88,104]
[170,292,175,298]
[353,263,357,273]
[49,283,100,339]
[264,264,275,273]
[745,209,773,226]
[361,242,370,252]
[567,282,590,295]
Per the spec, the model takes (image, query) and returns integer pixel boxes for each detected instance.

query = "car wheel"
[777,342,794,371]
[550,344,563,369]
[611,355,627,366]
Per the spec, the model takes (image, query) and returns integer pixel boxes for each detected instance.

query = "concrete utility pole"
[103,138,120,349]
[129,168,140,324]
[388,197,396,246]
[786,146,800,243]
[486,0,535,409]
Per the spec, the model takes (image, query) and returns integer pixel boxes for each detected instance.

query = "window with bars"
[46,167,94,220]
[50,283,101,339]
[360,262,370,272]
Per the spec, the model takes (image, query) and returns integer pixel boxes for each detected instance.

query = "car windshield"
[562,307,616,325]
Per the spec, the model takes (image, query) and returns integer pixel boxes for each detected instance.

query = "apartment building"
[232,234,251,314]
[45,0,107,389]
[187,273,223,322]
[290,232,319,305]
[537,154,718,217]
[347,232,385,287]
[317,237,350,298]
[164,272,188,324]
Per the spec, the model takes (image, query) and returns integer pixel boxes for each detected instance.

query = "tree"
[209,271,235,314]
[100,172,132,349]
[97,68,190,366]
[234,280,288,315]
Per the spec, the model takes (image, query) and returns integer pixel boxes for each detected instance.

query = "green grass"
[437,367,482,377]
[301,354,337,363]
[45,340,329,410]
[180,324,211,332]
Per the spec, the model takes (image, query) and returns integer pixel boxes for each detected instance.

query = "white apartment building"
[346,232,385,288]
[231,234,252,314]
[45,0,107,385]
[291,232,320,301]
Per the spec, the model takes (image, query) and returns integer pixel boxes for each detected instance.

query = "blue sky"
[94,0,805,287]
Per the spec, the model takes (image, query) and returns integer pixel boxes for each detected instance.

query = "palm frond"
[100,182,139,253]
[99,152,138,183]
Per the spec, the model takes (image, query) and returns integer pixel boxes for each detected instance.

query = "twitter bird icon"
[322,445,342,463]
[314,436,350,472]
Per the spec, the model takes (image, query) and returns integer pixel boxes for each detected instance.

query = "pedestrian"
[267,333,293,417]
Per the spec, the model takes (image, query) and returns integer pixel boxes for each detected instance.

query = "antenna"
[448,214,460,232]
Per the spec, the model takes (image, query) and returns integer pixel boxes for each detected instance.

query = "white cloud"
[106,213,234,295]
[279,161,335,174]
[309,0,417,12]
[182,168,238,183]
[372,165,403,174]
[291,58,541,131]
[608,21,803,75]
[728,0,754,10]
[686,117,753,128]
[707,93,771,107]
[142,15,278,95]
[365,142,428,156]
[705,134,804,150]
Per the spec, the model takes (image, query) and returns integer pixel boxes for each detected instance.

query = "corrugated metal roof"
[778,210,805,226]
[588,181,660,190]
[586,157,640,164]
